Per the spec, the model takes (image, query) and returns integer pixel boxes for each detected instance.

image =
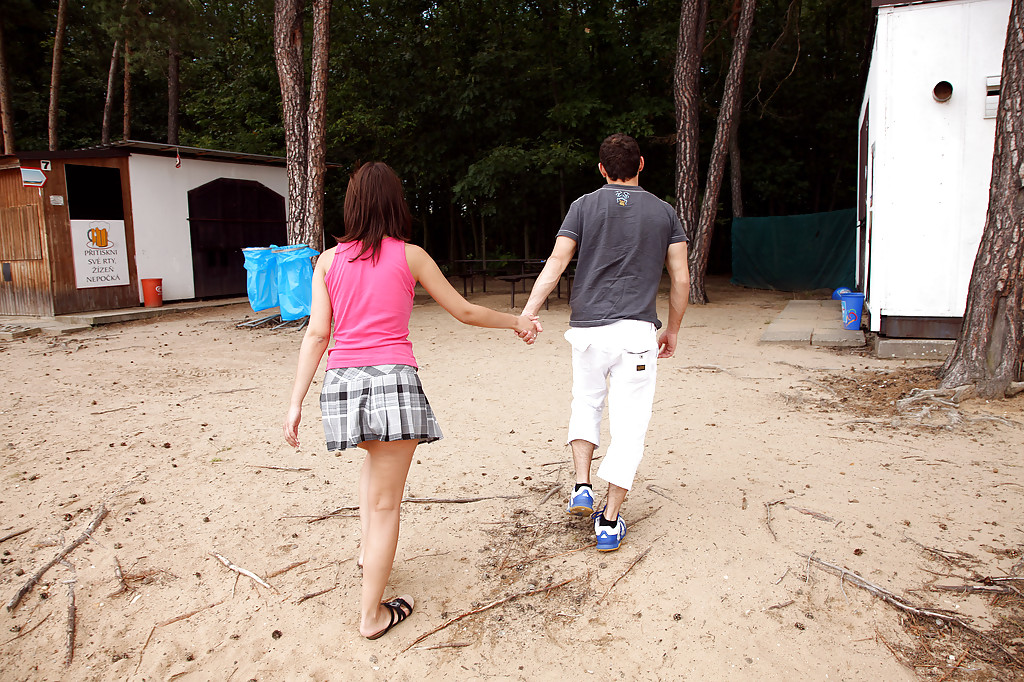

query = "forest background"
[0,0,869,270]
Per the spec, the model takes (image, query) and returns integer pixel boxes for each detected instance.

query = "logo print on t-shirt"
[615,190,630,206]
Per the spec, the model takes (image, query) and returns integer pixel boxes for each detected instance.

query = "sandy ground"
[1,277,1022,681]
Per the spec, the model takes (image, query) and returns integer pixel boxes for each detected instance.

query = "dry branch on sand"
[303,495,526,522]
[210,553,274,591]
[0,528,32,544]
[136,601,225,674]
[806,555,1024,668]
[63,580,76,667]
[597,546,652,603]
[6,504,107,613]
[1,614,50,646]
[401,578,575,652]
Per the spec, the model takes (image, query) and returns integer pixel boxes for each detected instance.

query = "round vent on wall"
[933,81,953,103]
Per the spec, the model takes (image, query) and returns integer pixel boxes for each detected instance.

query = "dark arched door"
[187,178,286,298]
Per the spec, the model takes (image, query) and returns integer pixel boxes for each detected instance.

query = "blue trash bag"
[274,245,320,321]
[242,246,279,312]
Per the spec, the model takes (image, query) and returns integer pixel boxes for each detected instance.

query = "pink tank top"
[324,237,417,369]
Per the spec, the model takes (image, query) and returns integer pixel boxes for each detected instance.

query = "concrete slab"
[777,300,841,321]
[0,297,250,337]
[811,328,866,347]
[761,326,812,344]
[0,324,42,341]
[765,319,816,331]
[875,338,955,360]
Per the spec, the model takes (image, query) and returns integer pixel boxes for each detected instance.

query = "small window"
[985,76,1001,118]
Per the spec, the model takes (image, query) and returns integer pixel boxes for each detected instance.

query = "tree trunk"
[729,118,744,217]
[48,0,68,151]
[301,0,330,251]
[167,37,180,145]
[0,17,15,154]
[274,0,309,245]
[689,0,755,304]
[940,0,1024,398]
[123,40,131,140]
[727,0,746,220]
[673,0,708,246]
[101,40,120,145]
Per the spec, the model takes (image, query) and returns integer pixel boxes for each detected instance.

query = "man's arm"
[521,236,577,320]
[657,241,689,358]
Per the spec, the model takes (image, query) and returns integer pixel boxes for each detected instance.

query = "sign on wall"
[70,219,130,287]
[65,164,131,289]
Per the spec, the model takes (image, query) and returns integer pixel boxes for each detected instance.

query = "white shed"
[858,0,1011,338]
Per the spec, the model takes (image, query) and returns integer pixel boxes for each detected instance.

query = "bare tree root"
[806,555,1024,668]
[6,504,108,612]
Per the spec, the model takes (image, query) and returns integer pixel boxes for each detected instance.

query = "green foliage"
[2,0,872,265]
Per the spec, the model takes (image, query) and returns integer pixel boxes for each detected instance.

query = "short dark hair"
[340,162,412,262]
[599,133,641,181]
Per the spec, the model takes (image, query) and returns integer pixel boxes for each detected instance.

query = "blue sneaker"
[592,509,627,551]
[566,485,594,516]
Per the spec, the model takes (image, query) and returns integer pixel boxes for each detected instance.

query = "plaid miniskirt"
[320,364,443,451]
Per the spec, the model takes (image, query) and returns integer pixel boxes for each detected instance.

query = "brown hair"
[599,133,641,181]
[340,161,412,262]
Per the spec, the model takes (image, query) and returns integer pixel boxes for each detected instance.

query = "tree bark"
[729,118,743,217]
[167,37,180,145]
[673,0,709,246]
[689,0,756,304]
[274,0,309,245]
[0,17,15,154]
[940,0,1024,398]
[301,0,331,251]
[101,40,120,145]
[123,40,131,140]
[48,0,68,151]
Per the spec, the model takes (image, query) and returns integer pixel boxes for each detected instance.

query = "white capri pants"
[565,320,659,490]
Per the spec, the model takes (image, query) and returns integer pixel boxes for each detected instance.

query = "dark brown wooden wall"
[47,157,139,315]
[0,167,53,315]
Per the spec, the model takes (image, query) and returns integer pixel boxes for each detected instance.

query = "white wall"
[128,154,288,302]
[864,0,1009,331]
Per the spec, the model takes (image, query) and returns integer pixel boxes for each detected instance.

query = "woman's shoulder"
[402,241,426,256]
[317,245,339,272]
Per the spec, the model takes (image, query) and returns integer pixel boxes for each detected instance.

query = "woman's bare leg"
[357,439,417,638]
[358,456,370,567]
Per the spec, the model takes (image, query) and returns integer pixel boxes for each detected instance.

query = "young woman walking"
[284,162,538,640]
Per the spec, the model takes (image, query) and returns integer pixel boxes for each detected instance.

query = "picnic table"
[448,258,574,308]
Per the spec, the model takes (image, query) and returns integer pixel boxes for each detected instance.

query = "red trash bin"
[141,278,163,307]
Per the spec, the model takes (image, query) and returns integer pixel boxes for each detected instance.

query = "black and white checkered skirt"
[320,364,443,451]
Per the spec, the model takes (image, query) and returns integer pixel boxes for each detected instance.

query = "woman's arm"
[283,250,335,447]
[406,244,539,335]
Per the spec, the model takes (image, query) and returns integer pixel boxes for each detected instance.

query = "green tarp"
[730,208,856,292]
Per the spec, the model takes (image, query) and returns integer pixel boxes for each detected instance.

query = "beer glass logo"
[87,221,114,249]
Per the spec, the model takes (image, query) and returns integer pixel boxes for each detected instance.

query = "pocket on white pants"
[620,347,657,380]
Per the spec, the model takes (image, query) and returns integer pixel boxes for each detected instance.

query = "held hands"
[514,313,542,345]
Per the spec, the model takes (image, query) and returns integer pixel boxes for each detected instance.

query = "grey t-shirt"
[556,184,687,329]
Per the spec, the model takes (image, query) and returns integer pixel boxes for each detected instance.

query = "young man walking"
[519,133,689,551]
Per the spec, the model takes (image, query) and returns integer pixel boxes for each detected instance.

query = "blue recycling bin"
[274,245,320,321]
[840,292,865,330]
[242,246,279,312]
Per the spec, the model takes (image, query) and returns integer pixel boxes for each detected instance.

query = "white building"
[2,141,289,315]
[859,0,1011,337]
